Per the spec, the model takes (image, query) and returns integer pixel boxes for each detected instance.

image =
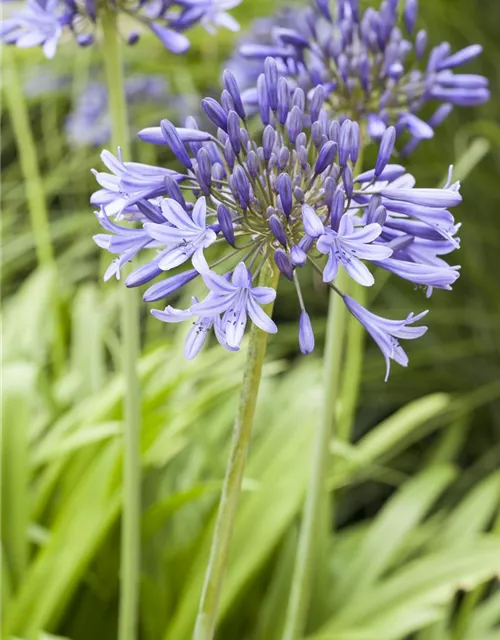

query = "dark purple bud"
[201,97,228,131]
[274,248,293,280]
[415,29,427,59]
[240,128,250,150]
[143,270,198,302]
[197,148,212,187]
[330,189,345,230]
[275,27,311,48]
[400,113,434,139]
[292,88,305,111]
[436,44,483,71]
[339,119,352,167]
[246,150,259,177]
[358,54,370,92]
[311,122,323,148]
[217,204,235,246]
[374,205,387,226]
[404,0,418,33]
[350,122,360,165]
[429,86,490,106]
[296,132,307,149]
[126,260,163,288]
[278,146,290,170]
[315,140,337,174]
[264,57,279,110]
[212,163,226,182]
[149,23,190,54]
[223,69,246,119]
[293,186,304,203]
[77,33,94,47]
[299,311,315,354]
[310,85,325,123]
[257,74,270,125]
[85,0,96,21]
[233,165,251,207]
[126,31,140,45]
[343,164,354,199]
[315,0,331,20]
[164,176,185,207]
[263,125,276,161]
[161,119,192,169]
[277,77,290,125]
[136,199,164,224]
[277,173,293,216]
[287,106,303,143]
[429,103,453,127]
[223,139,235,169]
[366,195,382,224]
[324,176,336,209]
[329,121,341,143]
[337,53,349,83]
[221,89,235,114]
[227,110,241,154]
[348,0,360,22]
[375,125,396,177]
[297,145,309,169]
[291,244,307,267]
[269,214,288,247]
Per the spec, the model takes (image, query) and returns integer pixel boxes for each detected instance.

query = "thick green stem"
[337,282,367,442]
[193,261,280,640]
[283,270,349,640]
[337,136,367,443]
[101,12,141,640]
[2,47,54,268]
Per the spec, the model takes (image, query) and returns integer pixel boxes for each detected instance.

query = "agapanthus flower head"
[0,0,242,57]
[230,0,489,151]
[65,74,198,148]
[91,59,462,377]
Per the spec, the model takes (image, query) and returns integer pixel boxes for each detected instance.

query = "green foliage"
[2,0,500,638]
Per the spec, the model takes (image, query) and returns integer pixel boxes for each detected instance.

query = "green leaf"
[312,539,500,640]
[334,465,457,607]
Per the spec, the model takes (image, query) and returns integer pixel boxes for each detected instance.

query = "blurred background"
[1,0,500,638]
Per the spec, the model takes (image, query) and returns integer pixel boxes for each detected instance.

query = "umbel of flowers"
[229,0,488,154]
[92,59,461,379]
[0,0,241,57]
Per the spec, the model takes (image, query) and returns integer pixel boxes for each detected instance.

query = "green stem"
[2,47,54,268]
[193,261,280,640]
[337,282,367,442]
[283,270,349,640]
[101,12,141,640]
[3,47,65,377]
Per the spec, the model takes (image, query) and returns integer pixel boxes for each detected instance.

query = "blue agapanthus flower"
[65,74,199,148]
[91,59,462,377]
[0,0,242,57]
[229,0,489,153]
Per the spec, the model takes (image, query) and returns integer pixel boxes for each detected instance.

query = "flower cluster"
[230,0,488,153]
[91,59,462,378]
[0,0,241,58]
[65,74,198,148]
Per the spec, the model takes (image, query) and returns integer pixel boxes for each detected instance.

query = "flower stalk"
[282,269,349,640]
[2,47,54,269]
[193,259,280,640]
[101,10,141,640]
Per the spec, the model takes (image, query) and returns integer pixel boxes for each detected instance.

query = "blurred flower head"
[229,0,489,153]
[0,0,242,57]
